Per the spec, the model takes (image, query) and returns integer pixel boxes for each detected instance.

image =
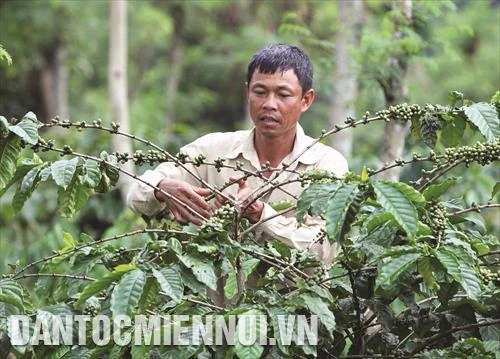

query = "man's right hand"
[154,178,212,225]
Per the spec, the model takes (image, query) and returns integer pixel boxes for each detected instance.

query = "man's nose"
[262,93,278,110]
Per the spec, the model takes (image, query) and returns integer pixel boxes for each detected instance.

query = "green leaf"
[57,347,92,359]
[435,249,461,282]
[376,252,420,289]
[0,280,24,311]
[479,320,500,342]
[441,116,466,147]
[8,112,39,145]
[152,267,184,303]
[448,91,464,107]
[423,177,460,200]
[75,266,135,308]
[0,135,21,191]
[372,181,419,238]
[270,199,294,211]
[235,309,265,359]
[361,166,369,182]
[178,254,217,290]
[51,158,79,189]
[225,258,260,299]
[365,211,395,232]
[296,182,341,222]
[267,307,291,355]
[302,294,336,333]
[12,165,43,212]
[57,176,91,217]
[110,269,146,317]
[0,115,9,136]
[100,151,119,186]
[458,262,481,300]
[388,181,425,204]
[410,117,421,139]
[420,113,440,149]
[418,256,438,290]
[463,103,500,141]
[20,165,42,193]
[377,245,420,260]
[492,182,500,199]
[81,159,101,188]
[325,184,358,241]
[0,154,43,197]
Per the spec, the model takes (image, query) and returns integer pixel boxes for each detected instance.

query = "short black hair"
[246,43,313,94]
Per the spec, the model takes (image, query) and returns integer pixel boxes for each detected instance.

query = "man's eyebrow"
[250,82,294,91]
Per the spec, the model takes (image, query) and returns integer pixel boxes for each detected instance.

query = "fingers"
[157,178,213,224]
[170,205,205,226]
[229,176,245,188]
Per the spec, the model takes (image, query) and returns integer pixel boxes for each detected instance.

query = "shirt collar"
[225,124,320,166]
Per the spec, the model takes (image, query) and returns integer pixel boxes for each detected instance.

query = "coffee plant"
[0,91,499,358]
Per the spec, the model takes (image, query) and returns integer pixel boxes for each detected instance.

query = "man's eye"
[253,90,265,95]
[279,93,291,97]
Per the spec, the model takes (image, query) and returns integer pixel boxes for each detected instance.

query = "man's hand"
[216,177,264,223]
[154,178,212,225]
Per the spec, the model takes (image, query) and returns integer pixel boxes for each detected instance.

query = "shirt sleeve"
[126,144,205,217]
[256,148,348,265]
[257,203,339,265]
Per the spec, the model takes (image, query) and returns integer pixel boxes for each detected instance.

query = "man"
[127,44,348,264]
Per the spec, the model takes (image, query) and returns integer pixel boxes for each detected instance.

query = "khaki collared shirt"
[127,125,348,265]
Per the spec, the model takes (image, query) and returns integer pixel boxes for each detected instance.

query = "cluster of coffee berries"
[425,200,447,238]
[62,144,73,154]
[111,121,120,132]
[193,154,207,167]
[214,157,226,172]
[478,267,500,285]
[175,152,189,164]
[83,306,99,316]
[299,169,338,186]
[131,149,167,165]
[200,203,234,233]
[443,138,500,167]
[376,103,423,122]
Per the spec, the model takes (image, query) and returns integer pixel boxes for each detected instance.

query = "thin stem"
[416,158,465,191]
[449,203,499,216]
[409,318,500,356]
[14,273,95,281]
[13,228,178,276]
[39,143,214,222]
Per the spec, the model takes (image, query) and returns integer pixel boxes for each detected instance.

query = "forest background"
[0,0,499,307]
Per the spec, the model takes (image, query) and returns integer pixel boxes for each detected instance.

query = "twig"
[479,249,500,258]
[42,122,231,202]
[14,273,95,281]
[13,228,179,276]
[449,203,499,216]
[416,159,465,191]
[409,318,500,356]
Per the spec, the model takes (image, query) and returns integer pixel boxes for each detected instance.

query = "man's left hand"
[215,177,264,223]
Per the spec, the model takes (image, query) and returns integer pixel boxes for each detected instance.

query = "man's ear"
[244,82,249,102]
[301,89,315,112]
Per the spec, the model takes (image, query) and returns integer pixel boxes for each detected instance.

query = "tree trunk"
[379,0,413,181]
[39,36,69,122]
[329,0,364,159]
[165,3,185,135]
[109,0,135,200]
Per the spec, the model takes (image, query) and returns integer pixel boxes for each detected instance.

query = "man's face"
[247,69,314,139]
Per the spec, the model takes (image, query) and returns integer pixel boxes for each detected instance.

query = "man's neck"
[253,129,296,169]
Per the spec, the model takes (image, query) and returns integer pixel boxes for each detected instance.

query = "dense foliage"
[0,91,499,358]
